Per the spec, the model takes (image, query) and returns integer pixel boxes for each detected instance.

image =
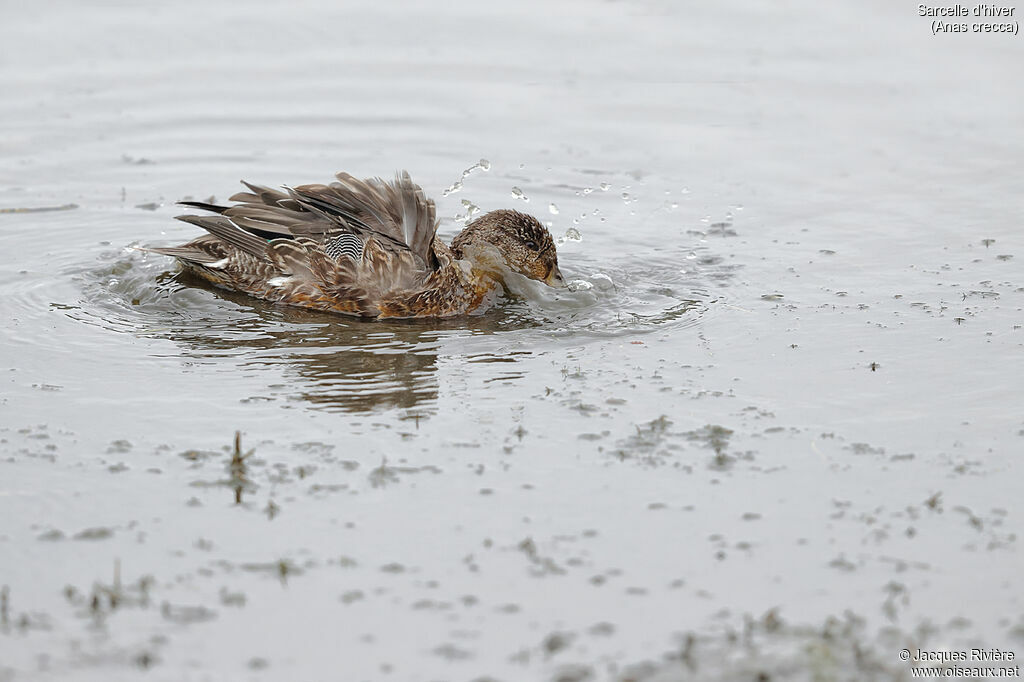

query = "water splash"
[454,199,481,224]
[548,203,559,215]
[589,273,615,291]
[511,187,529,202]
[462,158,490,177]
[443,159,490,197]
[557,227,582,245]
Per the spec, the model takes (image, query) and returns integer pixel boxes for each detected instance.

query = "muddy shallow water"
[1,1,1022,681]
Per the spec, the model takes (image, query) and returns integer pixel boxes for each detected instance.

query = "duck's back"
[149,171,483,318]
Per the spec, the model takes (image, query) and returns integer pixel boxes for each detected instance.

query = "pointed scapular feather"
[144,245,221,265]
[175,215,268,259]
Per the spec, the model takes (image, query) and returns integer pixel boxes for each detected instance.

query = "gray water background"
[1,1,1022,680]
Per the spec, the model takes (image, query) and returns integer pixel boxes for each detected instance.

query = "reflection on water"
[168,273,550,413]
[171,313,446,414]
[167,275,517,414]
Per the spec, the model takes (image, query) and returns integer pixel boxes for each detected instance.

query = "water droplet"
[686,251,697,260]
[548,203,559,215]
[564,227,582,241]
[582,187,593,195]
[599,183,611,191]
[443,181,463,197]
[680,187,690,195]
[511,187,528,202]
[621,192,630,202]
[461,159,492,178]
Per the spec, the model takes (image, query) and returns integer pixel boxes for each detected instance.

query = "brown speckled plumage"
[148,170,564,319]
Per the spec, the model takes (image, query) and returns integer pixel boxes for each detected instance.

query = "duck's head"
[451,209,564,287]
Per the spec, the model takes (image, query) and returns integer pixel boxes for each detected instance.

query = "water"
[2,1,1022,680]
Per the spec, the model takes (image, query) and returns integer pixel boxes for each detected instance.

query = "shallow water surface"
[1,1,1022,681]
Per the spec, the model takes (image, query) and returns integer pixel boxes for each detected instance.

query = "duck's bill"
[544,267,566,288]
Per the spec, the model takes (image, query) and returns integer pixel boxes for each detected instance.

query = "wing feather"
[166,170,440,278]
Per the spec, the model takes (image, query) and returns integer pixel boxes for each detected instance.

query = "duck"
[148,170,564,318]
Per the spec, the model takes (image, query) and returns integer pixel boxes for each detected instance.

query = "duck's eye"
[525,240,538,250]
